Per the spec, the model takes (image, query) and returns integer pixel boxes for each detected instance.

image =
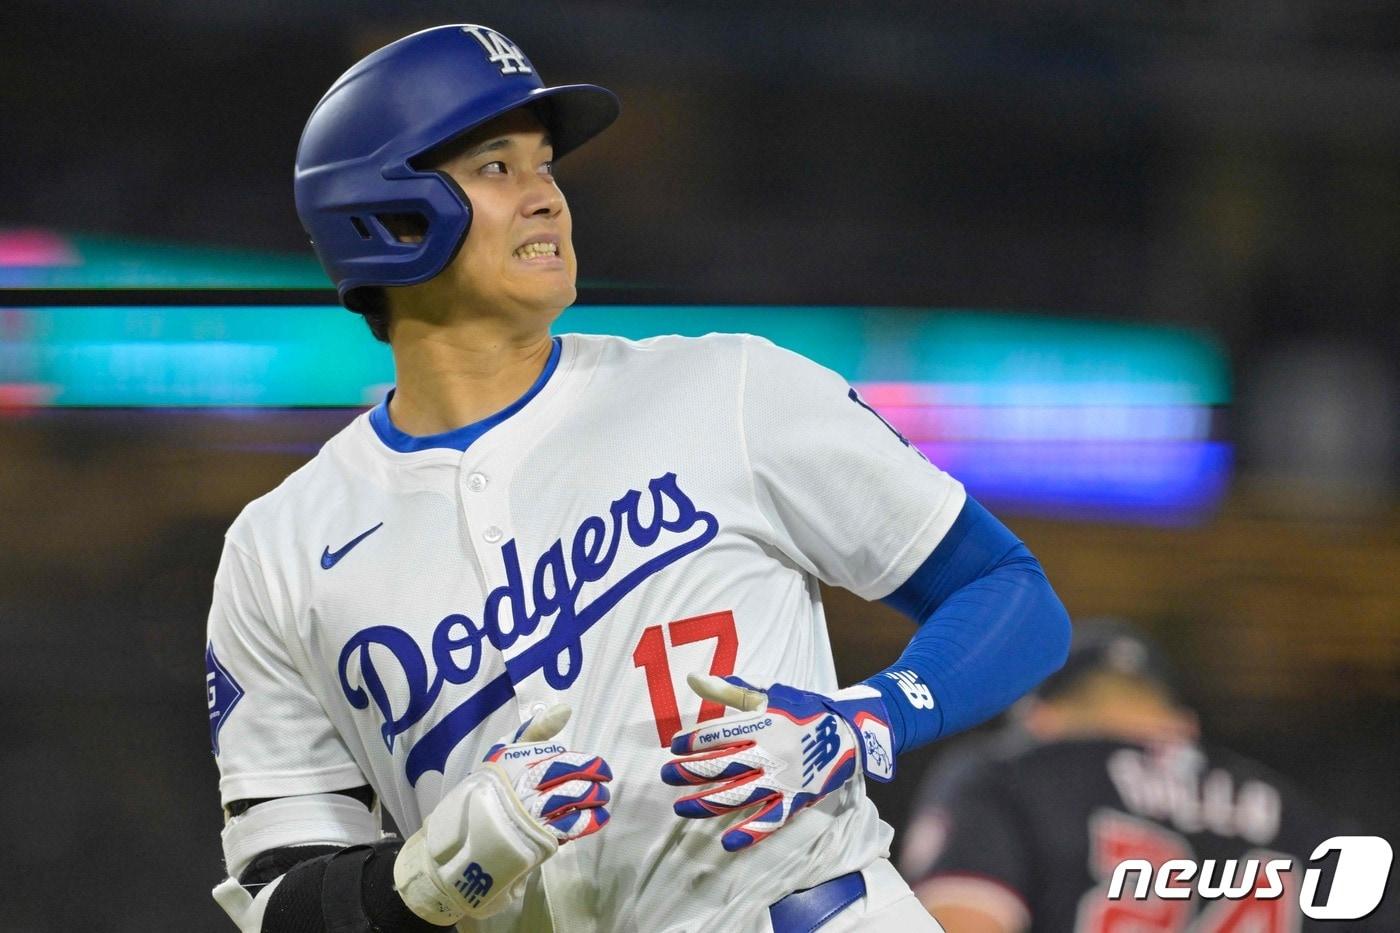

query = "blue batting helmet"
[294,25,619,310]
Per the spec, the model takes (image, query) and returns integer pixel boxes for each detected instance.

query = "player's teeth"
[515,243,557,259]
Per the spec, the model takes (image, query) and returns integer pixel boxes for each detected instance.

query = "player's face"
[431,108,576,321]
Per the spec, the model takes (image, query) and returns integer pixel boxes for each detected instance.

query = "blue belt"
[768,870,866,933]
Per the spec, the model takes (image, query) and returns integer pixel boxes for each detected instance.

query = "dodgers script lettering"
[338,472,719,784]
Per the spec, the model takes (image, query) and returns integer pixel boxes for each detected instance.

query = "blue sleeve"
[861,496,1070,754]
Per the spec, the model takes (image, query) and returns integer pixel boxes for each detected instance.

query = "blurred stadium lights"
[0,228,326,289]
[0,280,1231,521]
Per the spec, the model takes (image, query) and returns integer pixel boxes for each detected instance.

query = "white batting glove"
[394,705,612,924]
[480,706,613,843]
[661,674,895,851]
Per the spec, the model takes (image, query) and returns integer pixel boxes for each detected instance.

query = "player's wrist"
[862,667,946,755]
[827,684,897,782]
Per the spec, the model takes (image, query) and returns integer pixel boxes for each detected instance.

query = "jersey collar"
[368,336,563,453]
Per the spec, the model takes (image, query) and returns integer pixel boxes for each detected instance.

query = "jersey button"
[466,472,488,492]
[482,525,503,544]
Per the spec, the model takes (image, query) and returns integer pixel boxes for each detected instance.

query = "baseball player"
[206,24,1070,933]
[901,620,1395,932]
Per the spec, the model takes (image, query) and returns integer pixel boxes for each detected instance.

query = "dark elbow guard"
[249,840,438,933]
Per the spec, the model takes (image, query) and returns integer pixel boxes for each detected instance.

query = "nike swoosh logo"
[321,522,384,570]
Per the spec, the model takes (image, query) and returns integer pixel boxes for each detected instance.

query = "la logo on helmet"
[462,26,533,76]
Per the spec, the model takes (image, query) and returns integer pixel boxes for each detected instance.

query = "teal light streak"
[2,305,1228,407]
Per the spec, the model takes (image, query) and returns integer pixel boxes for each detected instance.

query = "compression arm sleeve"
[862,496,1070,753]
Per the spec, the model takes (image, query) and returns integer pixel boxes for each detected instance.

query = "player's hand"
[481,704,613,843]
[661,674,895,851]
[394,705,613,924]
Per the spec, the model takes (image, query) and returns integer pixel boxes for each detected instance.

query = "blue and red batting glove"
[661,674,894,851]
[484,706,613,842]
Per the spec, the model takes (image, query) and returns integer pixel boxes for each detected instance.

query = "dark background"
[3,2,1398,929]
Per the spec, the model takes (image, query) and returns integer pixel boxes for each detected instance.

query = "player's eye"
[480,161,507,175]
[539,161,555,177]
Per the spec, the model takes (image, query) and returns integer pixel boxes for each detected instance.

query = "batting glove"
[481,705,613,842]
[394,705,612,924]
[661,673,895,851]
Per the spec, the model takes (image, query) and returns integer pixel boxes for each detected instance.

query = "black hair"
[346,287,391,344]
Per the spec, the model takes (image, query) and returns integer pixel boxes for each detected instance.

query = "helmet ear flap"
[301,168,472,296]
[343,187,466,345]
[342,213,426,247]
[374,212,430,245]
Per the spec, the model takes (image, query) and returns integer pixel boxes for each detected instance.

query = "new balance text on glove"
[661,674,894,851]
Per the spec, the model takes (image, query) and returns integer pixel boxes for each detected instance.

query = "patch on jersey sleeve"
[205,642,245,756]
[847,387,930,462]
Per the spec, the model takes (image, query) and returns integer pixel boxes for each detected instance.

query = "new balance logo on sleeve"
[883,670,935,709]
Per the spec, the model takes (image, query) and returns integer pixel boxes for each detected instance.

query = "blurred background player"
[899,619,1396,932]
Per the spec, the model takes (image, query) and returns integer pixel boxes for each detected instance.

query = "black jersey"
[901,732,1393,932]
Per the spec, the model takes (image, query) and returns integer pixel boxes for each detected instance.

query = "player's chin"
[528,279,578,313]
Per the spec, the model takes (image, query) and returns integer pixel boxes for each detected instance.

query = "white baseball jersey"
[206,332,966,932]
